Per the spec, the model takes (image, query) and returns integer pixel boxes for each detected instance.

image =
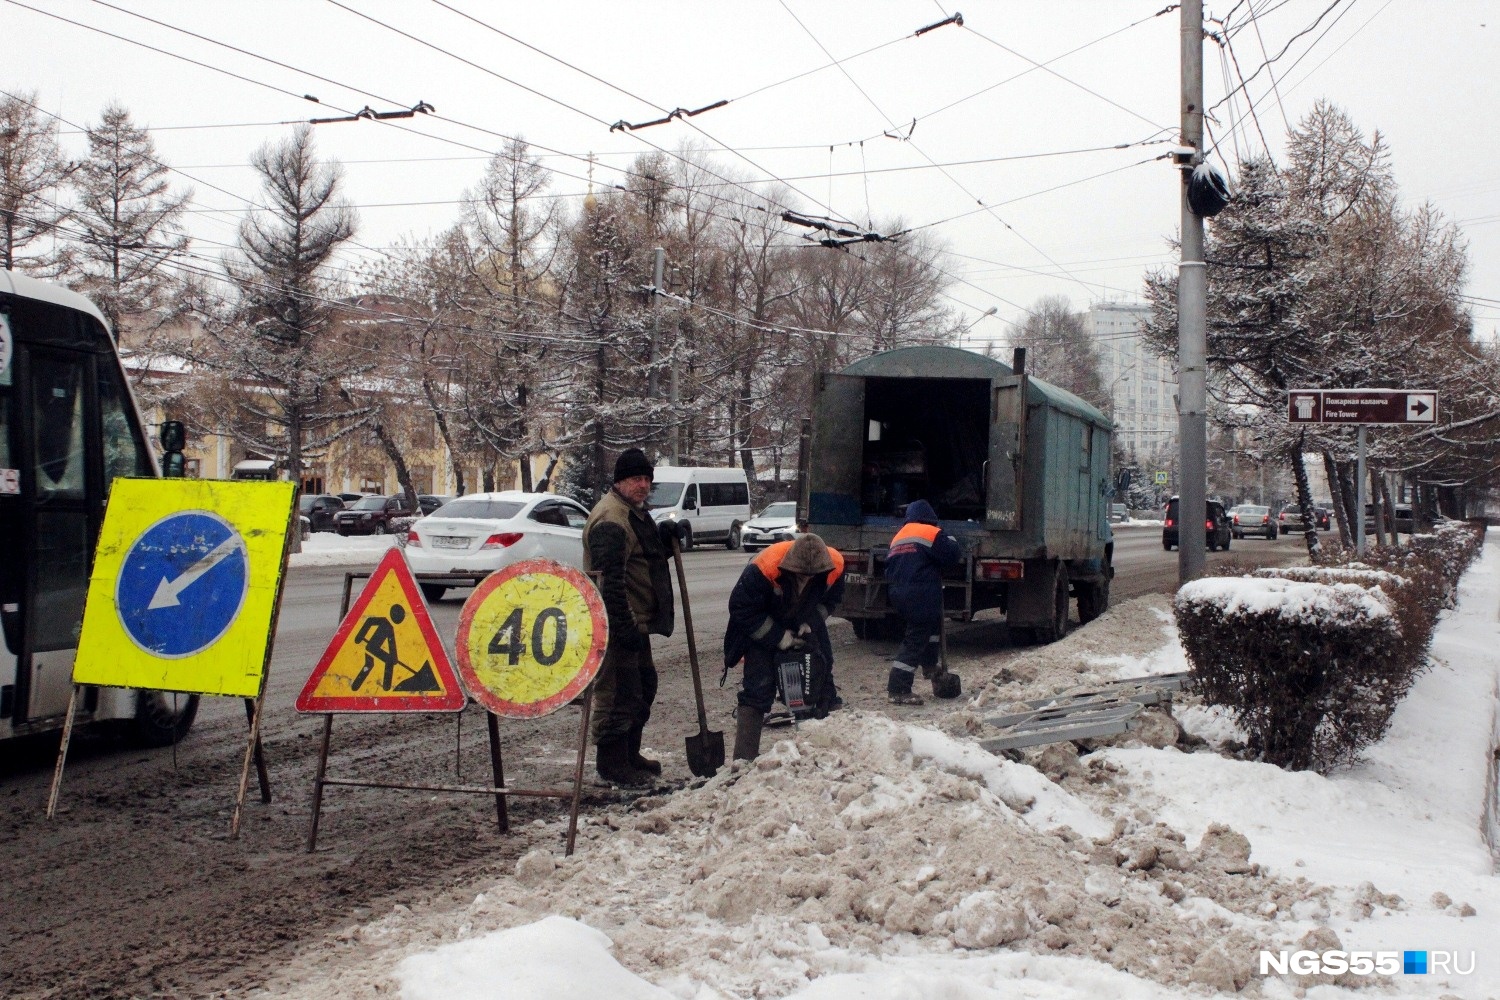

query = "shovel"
[670,536,725,777]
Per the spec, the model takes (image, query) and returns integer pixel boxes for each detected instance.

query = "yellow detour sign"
[296,548,465,712]
[73,478,295,698]
[456,558,608,718]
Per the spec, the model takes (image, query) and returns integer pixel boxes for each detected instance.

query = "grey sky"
[5,0,1495,340]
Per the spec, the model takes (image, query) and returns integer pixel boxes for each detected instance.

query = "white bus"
[1,269,197,745]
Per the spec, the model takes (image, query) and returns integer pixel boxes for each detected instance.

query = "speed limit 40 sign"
[455,559,608,718]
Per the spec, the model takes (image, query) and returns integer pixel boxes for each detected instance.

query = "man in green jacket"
[583,448,676,787]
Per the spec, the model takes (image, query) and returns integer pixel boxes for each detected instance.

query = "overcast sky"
[5,0,1496,343]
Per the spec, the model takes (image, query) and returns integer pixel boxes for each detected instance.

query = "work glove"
[657,520,681,548]
[776,629,798,651]
[796,622,813,639]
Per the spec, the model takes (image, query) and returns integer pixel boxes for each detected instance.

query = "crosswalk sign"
[296,548,466,712]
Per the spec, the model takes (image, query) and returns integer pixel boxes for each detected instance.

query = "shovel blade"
[686,728,725,778]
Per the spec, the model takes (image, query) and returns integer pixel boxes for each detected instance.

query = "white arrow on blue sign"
[115,510,249,658]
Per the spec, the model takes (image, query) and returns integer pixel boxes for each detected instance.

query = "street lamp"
[956,306,999,350]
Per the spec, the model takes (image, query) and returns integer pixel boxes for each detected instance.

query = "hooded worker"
[722,532,845,759]
[883,499,963,704]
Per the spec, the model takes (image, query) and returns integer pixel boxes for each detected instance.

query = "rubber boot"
[596,736,654,788]
[628,724,661,776]
[887,665,923,706]
[733,705,764,761]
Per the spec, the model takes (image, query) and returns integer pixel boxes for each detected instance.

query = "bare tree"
[1007,296,1108,411]
[0,90,72,274]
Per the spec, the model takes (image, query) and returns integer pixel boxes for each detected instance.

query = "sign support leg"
[45,685,81,819]
[566,683,594,857]
[306,713,334,852]
[486,712,509,833]
[230,692,267,839]
[244,697,271,803]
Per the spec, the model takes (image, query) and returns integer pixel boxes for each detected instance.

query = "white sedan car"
[405,491,591,602]
[740,501,799,551]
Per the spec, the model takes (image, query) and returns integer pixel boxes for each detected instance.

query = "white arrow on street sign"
[1405,393,1437,422]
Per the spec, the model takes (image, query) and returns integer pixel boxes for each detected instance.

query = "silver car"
[739,501,799,551]
[405,492,590,602]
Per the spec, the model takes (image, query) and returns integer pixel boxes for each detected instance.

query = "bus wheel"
[133,691,200,747]
[678,524,694,552]
[726,522,743,549]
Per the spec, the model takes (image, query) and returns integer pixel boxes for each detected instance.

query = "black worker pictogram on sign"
[297,548,466,713]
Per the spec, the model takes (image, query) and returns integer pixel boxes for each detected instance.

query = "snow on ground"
[261,532,1499,1000]
[289,532,395,568]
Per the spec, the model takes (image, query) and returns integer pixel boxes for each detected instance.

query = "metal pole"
[1177,0,1208,584]
[1356,426,1367,557]
[647,247,664,437]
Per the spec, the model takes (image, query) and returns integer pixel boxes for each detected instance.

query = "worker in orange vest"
[883,499,963,705]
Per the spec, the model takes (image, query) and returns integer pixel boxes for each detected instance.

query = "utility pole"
[1176,0,1208,584]
[647,246,666,458]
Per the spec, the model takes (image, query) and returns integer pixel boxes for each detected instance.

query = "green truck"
[804,345,1115,643]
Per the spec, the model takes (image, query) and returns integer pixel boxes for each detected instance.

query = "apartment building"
[1085,302,1177,462]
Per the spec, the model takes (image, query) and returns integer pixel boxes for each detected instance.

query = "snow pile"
[1177,575,1394,624]
[289,533,394,567]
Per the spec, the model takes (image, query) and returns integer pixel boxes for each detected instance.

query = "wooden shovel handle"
[671,538,712,732]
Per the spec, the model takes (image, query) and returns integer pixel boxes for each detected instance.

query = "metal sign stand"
[303,571,594,856]
[47,513,292,833]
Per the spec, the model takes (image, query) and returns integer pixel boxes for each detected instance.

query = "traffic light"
[159,420,186,478]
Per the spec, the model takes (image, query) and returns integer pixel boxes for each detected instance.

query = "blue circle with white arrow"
[115,510,249,658]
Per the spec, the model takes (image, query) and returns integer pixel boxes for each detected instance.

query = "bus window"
[97,361,152,490]
[29,353,87,500]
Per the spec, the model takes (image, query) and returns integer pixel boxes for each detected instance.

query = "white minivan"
[647,466,752,550]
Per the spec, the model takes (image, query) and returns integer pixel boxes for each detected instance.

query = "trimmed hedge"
[1177,520,1485,773]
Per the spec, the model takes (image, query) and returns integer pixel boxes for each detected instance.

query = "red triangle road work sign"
[296,548,467,713]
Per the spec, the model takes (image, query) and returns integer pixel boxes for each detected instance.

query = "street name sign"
[1287,389,1438,425]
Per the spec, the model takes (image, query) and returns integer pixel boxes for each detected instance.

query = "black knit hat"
[613,448,654,483]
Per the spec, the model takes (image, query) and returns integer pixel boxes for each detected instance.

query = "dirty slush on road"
[4,595,1267,999]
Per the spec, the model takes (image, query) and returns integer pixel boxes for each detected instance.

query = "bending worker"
[884,499,963,705]
[583,447,678,787]
[723,533,845,760]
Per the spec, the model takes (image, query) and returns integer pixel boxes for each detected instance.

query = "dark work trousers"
[737,647,779,714]
[591,637,658,744]
[891,613,941,691]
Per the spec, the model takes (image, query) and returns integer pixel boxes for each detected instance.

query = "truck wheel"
[1077,577,1110,625]
[132,691,200,747]
[725,522,742,549]
[1034,564,1071,644]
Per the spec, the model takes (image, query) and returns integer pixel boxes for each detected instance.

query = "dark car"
[299,493,345,532]
[334,495,413,535]
[1278,506,1308,533]
[1162,497,1232,551]
[418,494,450,516]
[1312,506,1333,531]
[1229,504,1277,540]
[336,492,368,505]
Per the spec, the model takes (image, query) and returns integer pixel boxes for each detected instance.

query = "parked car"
[1109,503,1128,524]
[1162,497,1232,551]
[1392,504,1414,534]
[336,492,368,505]
[1229,504,1277,540]
[299,514,311,541]
[299,493,346,532]
[405,492,590,602]
[740,501,799,551]
[1278,506,1308,533]
[418,494,450,516]
[333,495,412,535]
